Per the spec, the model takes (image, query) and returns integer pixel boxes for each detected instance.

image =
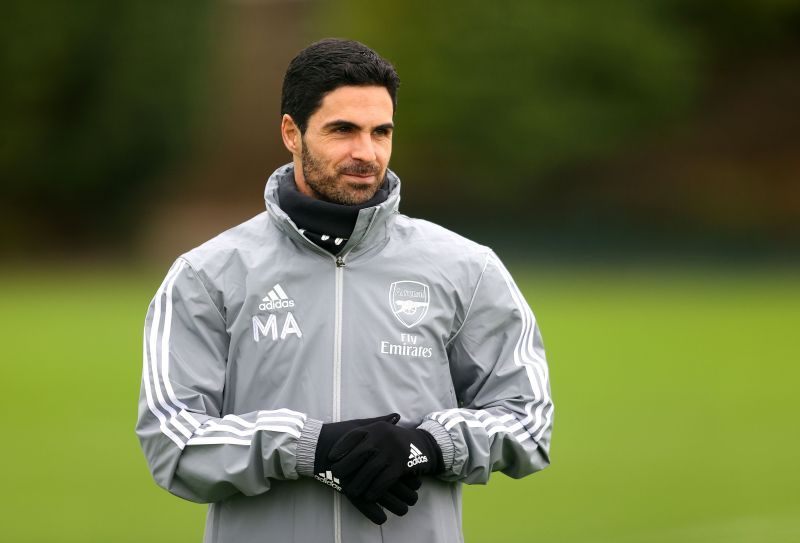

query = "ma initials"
[252,313,302,342]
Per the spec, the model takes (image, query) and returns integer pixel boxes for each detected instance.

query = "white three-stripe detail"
[143,260,190,449]
[493,255,553,442]
[160,261,203,433]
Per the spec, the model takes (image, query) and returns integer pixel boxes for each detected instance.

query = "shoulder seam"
[445,250,492,347]
[177,256,227,325]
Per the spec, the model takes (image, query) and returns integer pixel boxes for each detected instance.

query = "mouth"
[341,172,376,183]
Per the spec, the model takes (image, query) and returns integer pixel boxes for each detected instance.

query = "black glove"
[346,474,421,525]
[314,414,422,525]
[328,419,443,503]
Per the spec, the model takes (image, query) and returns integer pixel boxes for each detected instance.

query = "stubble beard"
[300,139,385,205]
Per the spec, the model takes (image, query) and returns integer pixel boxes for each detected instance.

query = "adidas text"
[259,299,295,311]
[407,454,428,468]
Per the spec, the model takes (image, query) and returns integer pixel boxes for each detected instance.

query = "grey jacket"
[136,164,553,543]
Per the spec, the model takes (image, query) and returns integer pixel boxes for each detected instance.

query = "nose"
[349,131,377,162]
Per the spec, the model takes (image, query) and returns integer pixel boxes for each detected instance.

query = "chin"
[339,187,377,205]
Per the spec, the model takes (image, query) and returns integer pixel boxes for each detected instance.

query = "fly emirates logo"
[380,333,433,358]
[252,283,302,342]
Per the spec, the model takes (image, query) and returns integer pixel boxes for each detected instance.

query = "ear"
[281,114,301,155]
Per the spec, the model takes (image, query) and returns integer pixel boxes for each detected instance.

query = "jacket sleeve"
[418,251,553,483]
[135,258,322,503]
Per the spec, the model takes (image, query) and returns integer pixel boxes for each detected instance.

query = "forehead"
[309,85,394,128]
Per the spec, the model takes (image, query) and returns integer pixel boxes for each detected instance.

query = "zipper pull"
[335,256,346,267]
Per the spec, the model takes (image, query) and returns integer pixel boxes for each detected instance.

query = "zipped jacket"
[136,163,554,543]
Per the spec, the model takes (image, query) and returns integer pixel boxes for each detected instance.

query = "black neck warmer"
[277,174,390,254]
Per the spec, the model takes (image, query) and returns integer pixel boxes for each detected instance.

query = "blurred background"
[1,1,798,541]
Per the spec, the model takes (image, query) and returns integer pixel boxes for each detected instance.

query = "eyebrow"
[322,120,394,132]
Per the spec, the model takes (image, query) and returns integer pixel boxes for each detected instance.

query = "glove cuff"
[417,419,454,473]
[296,418,323,477]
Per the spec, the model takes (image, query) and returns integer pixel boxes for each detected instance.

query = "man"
[136,38,553,543]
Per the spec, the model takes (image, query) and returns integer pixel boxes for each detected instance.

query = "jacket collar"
[264,163,401,259]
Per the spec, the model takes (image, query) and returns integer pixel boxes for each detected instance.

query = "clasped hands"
[312,413,442,524]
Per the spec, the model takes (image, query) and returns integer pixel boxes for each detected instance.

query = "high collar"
[277,171,390,239]
[264,163,402,260]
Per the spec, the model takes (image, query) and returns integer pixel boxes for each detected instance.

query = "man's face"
[290,85,394,205]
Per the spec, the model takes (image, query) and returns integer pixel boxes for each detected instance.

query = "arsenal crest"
[389,281,430,328]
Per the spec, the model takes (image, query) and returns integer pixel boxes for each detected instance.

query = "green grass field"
[2,265,798,542]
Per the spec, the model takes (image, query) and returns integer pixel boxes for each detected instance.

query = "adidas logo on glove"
[314,471,342,492]
[407,443,428,468]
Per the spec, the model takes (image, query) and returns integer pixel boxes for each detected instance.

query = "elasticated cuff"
[295,418,323,477]
[417,418,455,472]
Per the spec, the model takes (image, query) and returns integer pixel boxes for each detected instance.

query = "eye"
[335,125,352,133]
[374,128,391,137]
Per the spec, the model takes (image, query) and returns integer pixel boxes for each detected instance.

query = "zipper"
[333,254,345,543]
[333,255,345,425]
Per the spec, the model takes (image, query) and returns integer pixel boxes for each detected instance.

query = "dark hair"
[281,38,400,133]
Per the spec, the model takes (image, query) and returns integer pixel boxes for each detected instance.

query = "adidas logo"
[407,443,428,468]
[314,471,342,492]
[259,283,295,311]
